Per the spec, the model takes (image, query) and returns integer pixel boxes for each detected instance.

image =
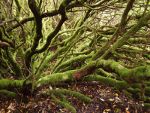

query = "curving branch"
[25,0,73,70]
[6,0,89,32]
[37,59,150,86]
[100,10,150,59]
[25,0,43,69]
[92,0,136,60]
[34,15,67,54]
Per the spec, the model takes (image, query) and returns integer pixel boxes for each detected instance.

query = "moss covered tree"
[0,0,150,111]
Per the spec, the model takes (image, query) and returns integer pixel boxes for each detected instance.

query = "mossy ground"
[0,82,149,113]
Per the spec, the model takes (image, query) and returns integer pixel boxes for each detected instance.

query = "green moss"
[0,79,24,89]
[54,54,92,72]
[48,89,92,103]
[0,90,16,98]
[52,95,76,113]
[37,70,75,86]
[6,48,23,77]
[83,75,129,90]
[143,103,150,110]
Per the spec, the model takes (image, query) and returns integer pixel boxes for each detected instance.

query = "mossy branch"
[25,0,43,69]
[92,0,135,60]
[47,89,92,103]
[100,11,150,59]
[51,95,76,113]
[54,54,92,73]
[93,8,150,60]
[5,48,23,77]
[0,79,24,89]
[0,89,16,98]
[83,75,129,90]
[37,59,150,87]
[96,60,150,83]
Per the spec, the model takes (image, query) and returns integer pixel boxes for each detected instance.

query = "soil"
[0,82,149,113]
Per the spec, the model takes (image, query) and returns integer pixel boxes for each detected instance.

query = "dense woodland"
[0,0,150,112]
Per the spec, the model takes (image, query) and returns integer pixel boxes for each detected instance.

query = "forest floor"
[0,82,149,113]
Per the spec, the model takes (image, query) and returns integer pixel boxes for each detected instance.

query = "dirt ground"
[0,82,149,113]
